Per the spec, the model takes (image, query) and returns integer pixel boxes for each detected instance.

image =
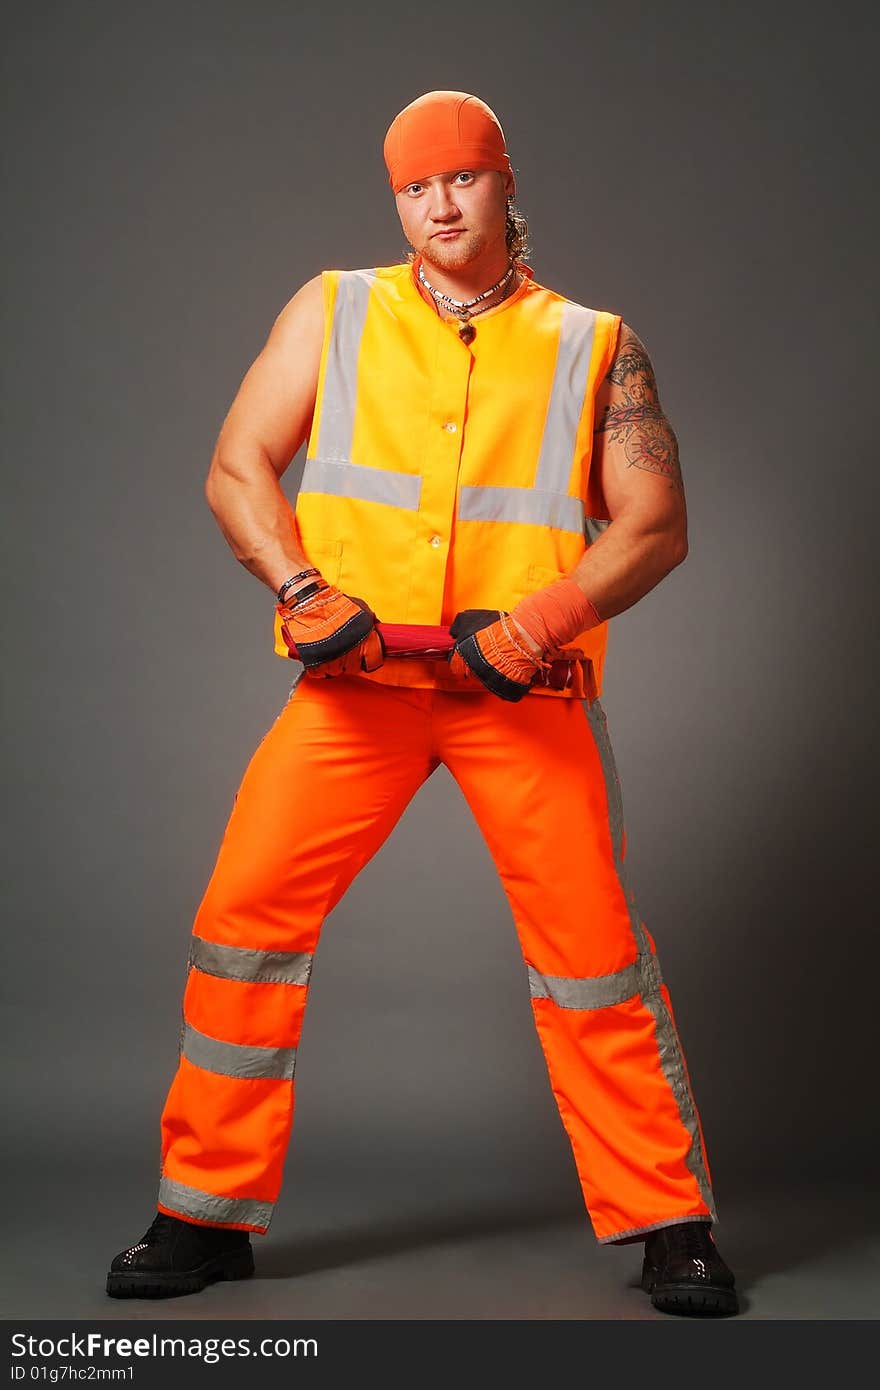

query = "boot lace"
[669,1223,713,1256]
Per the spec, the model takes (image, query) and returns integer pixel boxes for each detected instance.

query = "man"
[107,90,738,1317]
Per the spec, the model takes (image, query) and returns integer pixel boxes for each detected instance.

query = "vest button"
[443,421,457,433]
[429,535,441,547]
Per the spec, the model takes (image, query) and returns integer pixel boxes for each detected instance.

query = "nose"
[428,183,460,223]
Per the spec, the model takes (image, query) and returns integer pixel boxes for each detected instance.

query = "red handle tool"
[283,623,590,693]
[283,623,456,662]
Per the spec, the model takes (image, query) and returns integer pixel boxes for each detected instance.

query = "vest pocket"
[303,538,344,585]
[506,563,567,606]
[526,562,567,590]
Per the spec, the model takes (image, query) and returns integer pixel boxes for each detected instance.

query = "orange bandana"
[383,90,512,193]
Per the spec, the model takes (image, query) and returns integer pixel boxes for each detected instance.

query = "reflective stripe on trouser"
[158,674,716,1240]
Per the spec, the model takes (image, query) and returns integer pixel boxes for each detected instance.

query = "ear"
[502,169,516,200]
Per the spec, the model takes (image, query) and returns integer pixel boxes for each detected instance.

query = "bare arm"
[569,323,688,618]
[204,274,325,596]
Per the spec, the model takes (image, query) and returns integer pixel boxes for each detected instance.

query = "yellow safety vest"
[273,260,622,700]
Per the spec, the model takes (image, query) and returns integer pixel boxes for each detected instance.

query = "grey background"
[3,0,877,1321]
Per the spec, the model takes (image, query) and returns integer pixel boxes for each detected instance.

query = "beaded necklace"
[418,259,516,344]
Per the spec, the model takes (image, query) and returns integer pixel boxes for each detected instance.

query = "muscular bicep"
[591,323,687,541]
[212,273,325,479]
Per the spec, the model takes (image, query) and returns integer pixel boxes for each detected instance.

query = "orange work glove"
[276,578,385,678]
[447,608,549,702]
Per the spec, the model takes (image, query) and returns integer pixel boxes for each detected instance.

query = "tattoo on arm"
[594,326,684,494]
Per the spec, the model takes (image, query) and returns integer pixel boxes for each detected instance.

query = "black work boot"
[106,1212,254,1298]
[641,1222,738,1316]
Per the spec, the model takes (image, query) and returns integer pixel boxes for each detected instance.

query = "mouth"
[432,230,464,240]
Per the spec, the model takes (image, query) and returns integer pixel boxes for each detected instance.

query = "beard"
[417,227,489,273]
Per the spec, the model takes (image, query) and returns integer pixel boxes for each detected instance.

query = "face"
[394,167,515,273]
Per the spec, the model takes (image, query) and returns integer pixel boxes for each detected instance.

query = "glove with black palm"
[277,577,385,677]
[447,608,548,702]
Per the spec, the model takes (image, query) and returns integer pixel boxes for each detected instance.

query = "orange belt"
[284,623,592,694]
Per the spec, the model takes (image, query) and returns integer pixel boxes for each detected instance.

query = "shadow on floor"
[258,1195,581,1280]
[732,1183,878,1273]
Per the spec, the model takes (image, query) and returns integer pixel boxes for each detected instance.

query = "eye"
[405,182,424,196]
[454,171,475,184]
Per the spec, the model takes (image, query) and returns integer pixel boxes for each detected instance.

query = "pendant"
[458,319,476,345]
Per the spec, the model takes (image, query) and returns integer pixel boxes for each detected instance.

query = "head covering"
[383,90,512,193]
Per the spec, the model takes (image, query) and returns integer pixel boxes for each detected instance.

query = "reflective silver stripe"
[534,301,597,495]
[182,1022,297,1080]
[158,1176,273,1230]
[190,937,313,987]
[583,698,717,1220]
[528,954,662,1011]
[584,700,627,875]
[459,485,585,534]
[312,269,376,461]
[301,457,421,510]
[597,1215,713,1246]
[585,516,611,545]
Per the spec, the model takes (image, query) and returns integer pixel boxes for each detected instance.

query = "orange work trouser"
[157,673,716,1243]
